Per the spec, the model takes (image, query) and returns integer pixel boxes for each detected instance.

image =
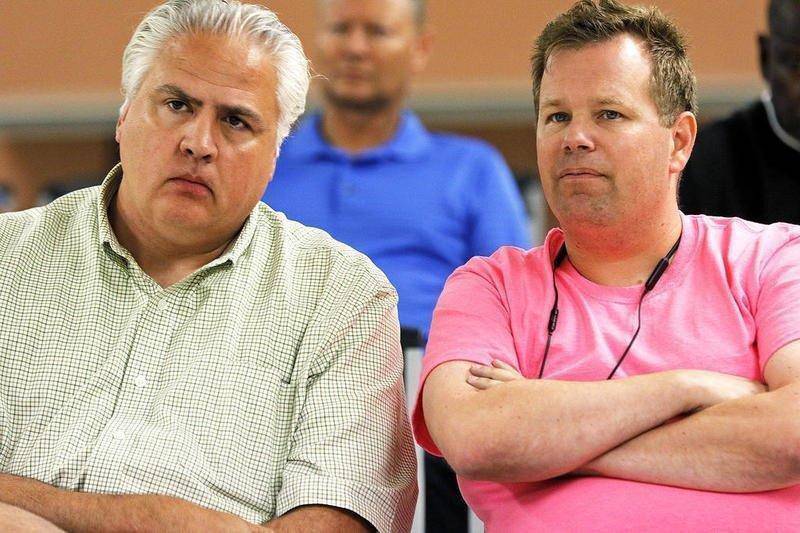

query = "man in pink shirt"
[413,0,800,530]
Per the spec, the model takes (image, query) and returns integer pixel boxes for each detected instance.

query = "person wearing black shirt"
[680,0,800,224]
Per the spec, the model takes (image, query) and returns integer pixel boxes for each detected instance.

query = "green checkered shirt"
[0,165,417,532]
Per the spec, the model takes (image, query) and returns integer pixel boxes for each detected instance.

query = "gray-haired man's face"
[115,33,280,246]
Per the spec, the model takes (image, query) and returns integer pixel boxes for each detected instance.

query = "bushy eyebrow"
[154,84,266,130]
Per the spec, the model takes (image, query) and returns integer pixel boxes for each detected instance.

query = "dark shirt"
[680,100,800,224]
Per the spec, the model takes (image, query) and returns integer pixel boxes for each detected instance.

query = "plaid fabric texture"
[0,165,417,532]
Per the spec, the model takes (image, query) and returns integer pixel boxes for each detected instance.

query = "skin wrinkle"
[113,31,279,287]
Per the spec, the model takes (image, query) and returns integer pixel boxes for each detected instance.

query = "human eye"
[328,22,349,35]
[166,99,189,113]
[366,23,389,37]
[599,109,623,120]
[546,112,570,124]
[224,115,249,130]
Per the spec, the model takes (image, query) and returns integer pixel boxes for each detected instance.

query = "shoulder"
[0,187,98,260]
[698,101,760,141]
[449,243,550,292]
[426,130,506,163]
[688,102,761,166]
[253,203,396,299]
[423,132,516,200]
[688,214,800,269]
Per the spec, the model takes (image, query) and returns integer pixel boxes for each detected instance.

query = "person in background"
[680,0,800,224]
[263,0,531,530]
[0,1,416,531]
[415,1,800,531]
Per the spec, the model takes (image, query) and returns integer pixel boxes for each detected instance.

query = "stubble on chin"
[323,85,392,113]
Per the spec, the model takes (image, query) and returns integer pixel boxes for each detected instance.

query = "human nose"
[180,113,218,163]
[342,27,370,56]
[561,119,595,153]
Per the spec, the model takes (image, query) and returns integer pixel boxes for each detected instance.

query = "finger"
[470,364,511,379]
[469,364,496,377]
[470,365,519,382]
[466,374,502,390]
[491,359,519,372]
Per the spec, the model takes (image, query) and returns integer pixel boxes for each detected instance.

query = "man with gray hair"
[0,1,416,531]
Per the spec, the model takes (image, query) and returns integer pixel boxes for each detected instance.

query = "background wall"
[0,0,770,210]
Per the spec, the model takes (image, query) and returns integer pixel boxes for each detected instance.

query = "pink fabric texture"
[413,214,800,532]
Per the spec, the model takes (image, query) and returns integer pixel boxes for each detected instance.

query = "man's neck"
[321,102,403,154]
[110,197,239,289]
[560,212,683,287]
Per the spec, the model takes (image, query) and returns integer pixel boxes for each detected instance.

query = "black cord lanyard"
[538,236,682,380]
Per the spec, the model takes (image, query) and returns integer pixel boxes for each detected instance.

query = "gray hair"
[121,0,310,144]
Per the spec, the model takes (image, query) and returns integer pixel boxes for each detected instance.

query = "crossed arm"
[422,340,800,491]
[0,474,369,532]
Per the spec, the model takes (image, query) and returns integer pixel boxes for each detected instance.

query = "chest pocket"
[126,350,297,519]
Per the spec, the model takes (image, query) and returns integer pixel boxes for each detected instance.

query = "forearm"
[582,383,800,492]
[0,473,259,532]
[425,364,697,482]
[265,505,371,532]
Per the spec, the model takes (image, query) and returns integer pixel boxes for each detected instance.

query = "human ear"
[668,111,697,175]
[411,29,434,75]
[115,103,130,144]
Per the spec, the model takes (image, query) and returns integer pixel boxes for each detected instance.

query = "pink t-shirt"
[413,214,800,532]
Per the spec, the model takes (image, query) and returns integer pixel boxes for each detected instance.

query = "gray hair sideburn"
[120,0,310,144]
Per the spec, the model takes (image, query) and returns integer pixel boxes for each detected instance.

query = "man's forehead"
[155,34,275,90]
[541,37,651,84]
[545,35,648,66]
[317,0,416,23]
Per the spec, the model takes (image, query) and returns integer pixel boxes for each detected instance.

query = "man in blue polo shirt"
[262,0,531,530]
[264,0,531,339]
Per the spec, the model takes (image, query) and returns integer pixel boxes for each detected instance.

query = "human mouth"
[338,67,371,80]
[558,168,605,179]
[170,174,213,196]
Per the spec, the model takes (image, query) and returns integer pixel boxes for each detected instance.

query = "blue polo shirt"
[264,111,531,336]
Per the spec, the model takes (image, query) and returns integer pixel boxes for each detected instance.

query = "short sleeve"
[276,284,417,533]
[754,234,800,373]
[411,256,521,455]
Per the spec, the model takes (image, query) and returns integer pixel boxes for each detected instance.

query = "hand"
[466,359,525,390]
[676,369,766,411]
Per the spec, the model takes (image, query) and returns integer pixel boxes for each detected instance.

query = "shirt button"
[157,299,168,312]
[134,375,148,388]
[113,430,126,441]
